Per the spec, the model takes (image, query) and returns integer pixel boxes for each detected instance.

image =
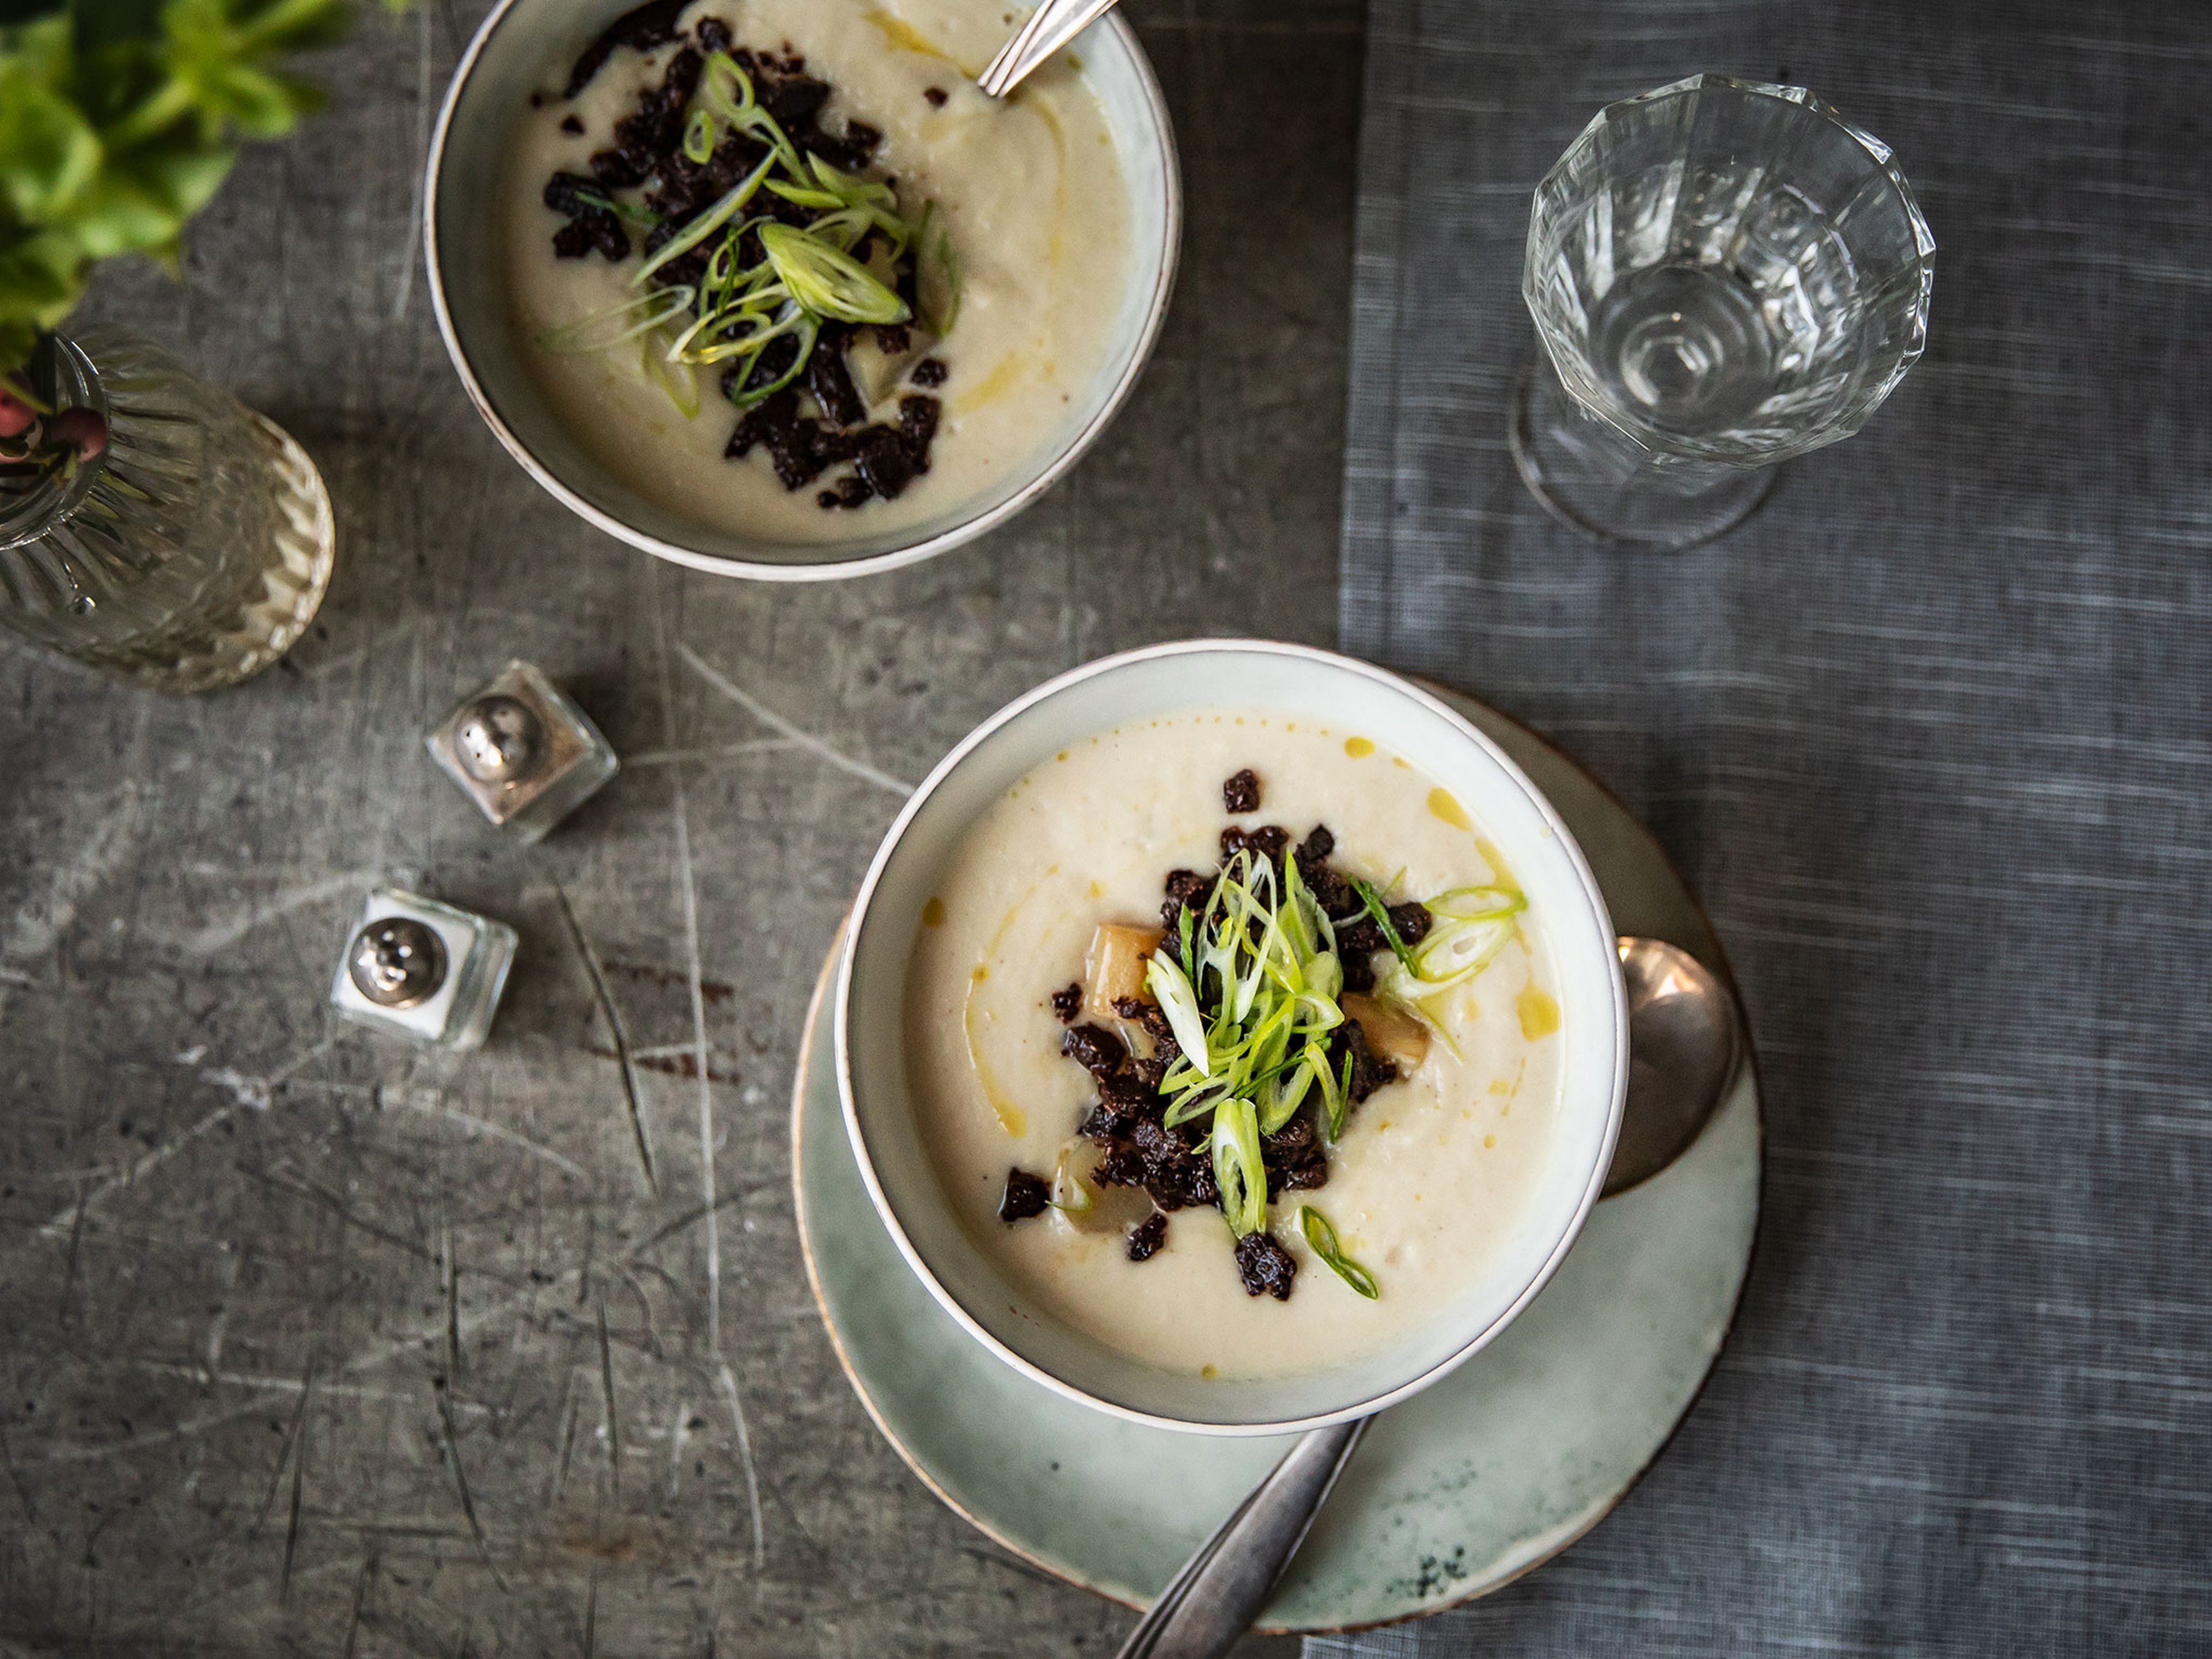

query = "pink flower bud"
[48,408,108,461]
[0,391,34,441]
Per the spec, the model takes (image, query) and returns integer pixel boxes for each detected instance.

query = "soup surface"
[903,709,1566,1379]
[502,0,1134,543]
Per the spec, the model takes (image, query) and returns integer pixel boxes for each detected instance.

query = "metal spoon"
[976,0,1124,99]
[1112,937,1744,1659]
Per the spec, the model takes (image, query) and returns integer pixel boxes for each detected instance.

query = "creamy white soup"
[904,709,1565,1380]
[502,0,1133,543]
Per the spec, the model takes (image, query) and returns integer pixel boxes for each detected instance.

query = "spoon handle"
[976,0,1126,98]
[1115,1417,1370,1659]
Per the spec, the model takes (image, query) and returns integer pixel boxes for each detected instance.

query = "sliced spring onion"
[1298,1206,1379,1299]
[570,186,661,229]
[701,52,756,120]
[1162,1086,1226,1131]
[1144,952,1211,1078]
[537,285,697,355]
[631,152,777,288]
[1257,1057,1312,1136]
[758,224,912,324]
[810,152,899,210]
[639,333,700,418]
[1425,886,1527,922]
[764,180,849,211]
[1410,915,1516,987]
[726,313,820,409]
[683,107,717,165]
[1211,1097,1267,1237]
[1347,876,1419,976]
[1310,1040,1348,1142]
[916,198,961,335]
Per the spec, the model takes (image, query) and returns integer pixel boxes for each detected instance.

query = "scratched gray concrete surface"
[0,0,1354,1652]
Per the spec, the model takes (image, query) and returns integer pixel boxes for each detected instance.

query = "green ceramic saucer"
[791,685,1761,1632]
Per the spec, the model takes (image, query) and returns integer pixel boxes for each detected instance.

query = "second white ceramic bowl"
[836,641,1628,1434]
[426,1,1180,581]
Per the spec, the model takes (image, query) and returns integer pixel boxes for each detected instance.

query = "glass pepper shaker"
[425,660,619,843]
[329,888,517,1050]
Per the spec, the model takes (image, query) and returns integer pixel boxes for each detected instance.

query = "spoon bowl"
[1604,937,1744,1196]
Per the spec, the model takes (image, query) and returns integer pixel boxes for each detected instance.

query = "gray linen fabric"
[1316,0,2212,1652]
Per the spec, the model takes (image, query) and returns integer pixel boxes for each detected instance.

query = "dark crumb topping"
[1220,823,1290,866]
[1234,1231,1298,1300]
[1049,983,1084,1023]
[1061,1023,1127,1078]
[560,114,585,135]
[565,0,688,98]
[1127,1211,1167,1262]
[1222,768,1261,815]
[924,85,948,107]
[999,1166,1049,1224]
[543,11,945,510]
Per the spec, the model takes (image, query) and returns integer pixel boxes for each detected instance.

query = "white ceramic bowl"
[425,2,1181,581]
[836,641,1629,1434]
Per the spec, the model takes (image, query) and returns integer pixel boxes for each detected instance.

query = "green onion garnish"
[1210,1097,1267,1237]
[1425,886,1526,922]
[683,107,717,164]
[538,286,698,355]
[1347,876,1418,976]
[1143,950,1211,1079]
[726,313,820,410]
[1298,1206,1379,1299]
[570,187,661,229]
[757,224,913,326]
[916,198,961,335]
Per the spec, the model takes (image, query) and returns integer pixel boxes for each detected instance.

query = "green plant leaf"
[0,55,103,222]
[48,168,183,258]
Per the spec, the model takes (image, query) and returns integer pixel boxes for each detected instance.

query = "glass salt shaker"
[329,888,517,1050]
[425,661,619,843]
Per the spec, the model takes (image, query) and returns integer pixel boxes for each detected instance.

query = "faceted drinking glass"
[1513,75,1936,549]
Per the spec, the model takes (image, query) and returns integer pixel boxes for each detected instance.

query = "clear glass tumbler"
[0,328,335,693]
[1513,75,1936,550]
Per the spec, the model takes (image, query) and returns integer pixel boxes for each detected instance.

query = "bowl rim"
[423,2,1184,584]
[834,639,1631,1435]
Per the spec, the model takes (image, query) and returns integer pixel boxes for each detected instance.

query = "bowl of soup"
[838,641,1628,1433]
[427,0,1179,579]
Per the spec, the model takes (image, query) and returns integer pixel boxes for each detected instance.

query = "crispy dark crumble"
[1222,768,1261,814]
[1049,983,1084,1022]
[1061,1023,1126,1078]
[565,0,689,98]
[544,172,630,261]
[1159,866,1210,933]
[1126,1211,1167,1262]
[560,114,585,134]
[924,85,949,106]
[1234,1232,1298,1300]
[999,1167,1049,1224]
[910,357,949,388]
